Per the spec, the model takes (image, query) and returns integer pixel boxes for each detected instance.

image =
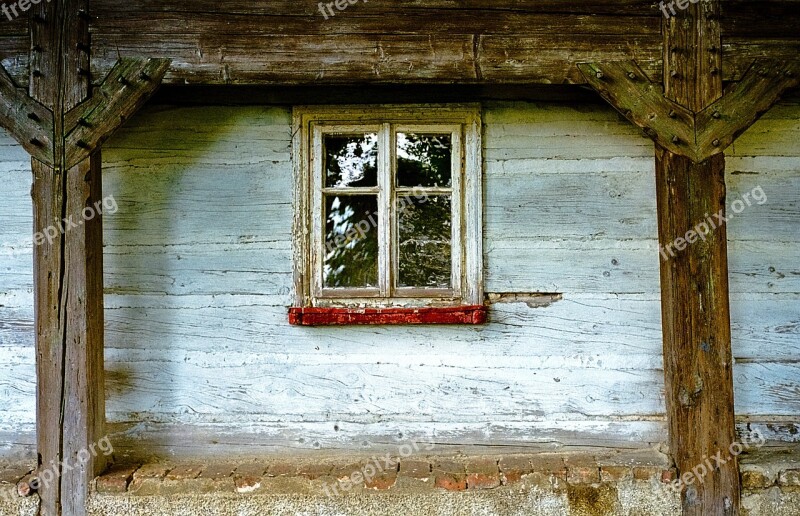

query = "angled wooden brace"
[577,61,695,157]
[578,59,800,163]
[64,58,171,169]
[696,59,800,160]
[0,64,55,165]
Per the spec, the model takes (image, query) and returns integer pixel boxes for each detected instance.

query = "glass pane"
[397,133,452,187]
[324,195,379,289]
[325,134,378,188]
[397,195,452,289]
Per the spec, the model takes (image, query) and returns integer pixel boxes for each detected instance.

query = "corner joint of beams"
[0,63,55,165]
[577,60,696,159]
[578,59,800,163]
[64,57,171,169]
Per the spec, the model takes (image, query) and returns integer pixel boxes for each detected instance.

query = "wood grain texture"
[659,3,739,513]
[1,100,798,456]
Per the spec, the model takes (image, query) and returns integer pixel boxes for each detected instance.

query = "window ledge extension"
[288,306,488,326]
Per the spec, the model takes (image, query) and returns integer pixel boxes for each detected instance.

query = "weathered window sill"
[288,306,488,326]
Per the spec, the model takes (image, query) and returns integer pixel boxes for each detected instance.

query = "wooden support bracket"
[64,58,171,168]
[0,64,54,164]
[578,59,800,162]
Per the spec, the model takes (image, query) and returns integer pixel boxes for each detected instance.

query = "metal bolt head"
[672,135,680,144]
[627,72,636,80]
[712,111,721,119]
[668,110,676,119]
[595,71,604,79]
[712,139,721,147]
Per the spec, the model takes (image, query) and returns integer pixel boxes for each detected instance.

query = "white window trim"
[292,104,483,309]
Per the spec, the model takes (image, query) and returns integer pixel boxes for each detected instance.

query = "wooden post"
[657,3,740,514]
[577,2,798,515]
[0,2,172,514]
[29,1,105,514]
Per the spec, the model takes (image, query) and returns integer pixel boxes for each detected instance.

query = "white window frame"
[293,105,483,308]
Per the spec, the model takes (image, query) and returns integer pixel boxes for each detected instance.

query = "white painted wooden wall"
[1,100,797,456]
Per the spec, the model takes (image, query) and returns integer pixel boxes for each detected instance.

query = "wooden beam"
[29,0,105,514]
[0,64,54,164]
[64,58,170,168]
[20,1,169,515]
[696,60,800,160]
[577,59,799,162]
[660,2,738,514]
[578,2,799,515]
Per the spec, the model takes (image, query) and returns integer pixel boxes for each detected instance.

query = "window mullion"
[378,123,393,297]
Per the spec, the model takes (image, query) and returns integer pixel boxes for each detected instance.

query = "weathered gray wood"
[64,58,170,168]
[0,64,53,164]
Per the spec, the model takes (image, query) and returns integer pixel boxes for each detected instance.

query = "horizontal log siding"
[0,100,798,453]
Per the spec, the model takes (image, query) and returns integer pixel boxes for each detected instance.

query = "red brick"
[133,464,171,480]
[365,473,397,490]
[632,466,661,481]
[297,463,332,480]
[235,463,268,478]
[467,473,501,490]
[267,462,298,477]
[95,464,139,494]
[434,473,467,491]
[235,475,263,494]
[530,456,568,481]
[399,460,431,479]
[567,466,600,484]
[433,459,465,475]
[199,463,237,481]
[600,466,631,482]
[165,464,202,481]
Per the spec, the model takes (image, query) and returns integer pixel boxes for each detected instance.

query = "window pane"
[324,195,379,289]
[325,134,378,188]
[397,195,452,289]
[397,133,452,187]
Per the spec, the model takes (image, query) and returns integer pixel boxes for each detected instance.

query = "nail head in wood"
[670,70,678,78]
[712,111,721,119]
[672,135,680,144]
[668,110,676,118]
[117,76,130,87]
[595,70,604,79]
[627,71,636,80]
[712,139,721,147]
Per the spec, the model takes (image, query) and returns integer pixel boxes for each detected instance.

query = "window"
[291,105,484,325]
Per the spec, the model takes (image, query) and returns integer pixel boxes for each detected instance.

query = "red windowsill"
[288,305,488,326]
